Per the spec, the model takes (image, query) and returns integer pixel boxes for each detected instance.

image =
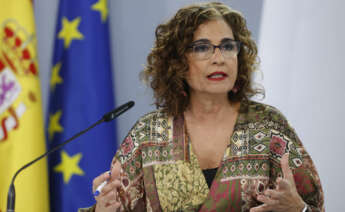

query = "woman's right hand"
[93,161,122,212]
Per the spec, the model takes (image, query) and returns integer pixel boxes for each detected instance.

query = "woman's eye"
[194,44,210,52]
[222,42,235,51]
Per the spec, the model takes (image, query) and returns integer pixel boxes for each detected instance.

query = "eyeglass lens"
[191,40,240,60]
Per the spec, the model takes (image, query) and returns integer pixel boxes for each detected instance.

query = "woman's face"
[186,19,238,97]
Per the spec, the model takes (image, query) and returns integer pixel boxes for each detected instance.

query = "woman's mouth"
[207,72,228,81]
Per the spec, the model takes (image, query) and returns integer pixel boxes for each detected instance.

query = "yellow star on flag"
[48,110,64,140]
[58,17,84,48]
[91,0,108,22]
[54,151,84,184]
[50,62,63,91]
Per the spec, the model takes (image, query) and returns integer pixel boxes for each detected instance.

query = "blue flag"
[47,0,117,211]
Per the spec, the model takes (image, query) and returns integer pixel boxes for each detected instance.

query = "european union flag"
[47,0,117,211]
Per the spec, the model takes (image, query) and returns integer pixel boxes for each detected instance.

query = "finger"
[107,191,119,206]
[257,195,279,205]
[100,180,121,195]
[263,189,282,200]
[250,203,272,212]
[105,193,120,207]
[110,160,121,180]
[106,202,121,209]
[107,197,119,205]
[96,191,117,209]
[276,178,293,191]
[92,171,111,192]
[280,153,294,183]
[105,202,121,211]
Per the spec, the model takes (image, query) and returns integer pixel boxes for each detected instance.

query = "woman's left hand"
[250,153,305,212]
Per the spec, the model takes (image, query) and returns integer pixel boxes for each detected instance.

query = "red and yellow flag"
[0,0,49,211]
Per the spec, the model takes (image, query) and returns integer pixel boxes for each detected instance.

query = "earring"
[232,85,239,93]
[182,91,187,97]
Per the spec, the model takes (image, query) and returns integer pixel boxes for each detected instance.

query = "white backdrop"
[34,0,343,210]
[259,0,345,211]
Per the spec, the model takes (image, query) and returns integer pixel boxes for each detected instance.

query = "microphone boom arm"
[6,100,135,212]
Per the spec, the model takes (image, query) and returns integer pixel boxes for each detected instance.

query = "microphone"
[6,101,135,212]
[103,100,134,122]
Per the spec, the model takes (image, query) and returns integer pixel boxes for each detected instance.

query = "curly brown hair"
[141,2,263,117]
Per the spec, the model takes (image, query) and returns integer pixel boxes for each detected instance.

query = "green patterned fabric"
[81,101,324,212]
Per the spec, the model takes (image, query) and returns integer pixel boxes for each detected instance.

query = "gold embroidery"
[153,145,209,211]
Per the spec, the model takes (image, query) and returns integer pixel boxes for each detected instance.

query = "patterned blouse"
[79,101,324,212]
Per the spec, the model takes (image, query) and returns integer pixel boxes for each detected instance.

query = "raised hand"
[250,153,305,212]
[94,161,122,212]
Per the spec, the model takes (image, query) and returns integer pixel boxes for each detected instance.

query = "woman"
[80,2,324,212]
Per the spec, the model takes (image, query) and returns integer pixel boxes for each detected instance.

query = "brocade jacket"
[80,101,324,212]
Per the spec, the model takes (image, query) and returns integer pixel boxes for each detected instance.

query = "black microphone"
[6,101,135,212]
[103,100,134,122]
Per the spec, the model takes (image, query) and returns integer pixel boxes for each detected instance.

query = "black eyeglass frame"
[187,39,242,59]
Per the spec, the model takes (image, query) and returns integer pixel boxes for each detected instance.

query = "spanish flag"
[0,0,49,211]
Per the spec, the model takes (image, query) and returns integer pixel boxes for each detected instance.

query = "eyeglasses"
[187,39,241,60]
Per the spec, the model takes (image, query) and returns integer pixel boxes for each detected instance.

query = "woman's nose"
[211,47,225,63]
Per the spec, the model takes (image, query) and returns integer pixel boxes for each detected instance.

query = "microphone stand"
[6,101,135,212]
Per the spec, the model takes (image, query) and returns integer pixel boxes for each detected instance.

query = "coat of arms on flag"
[0,20,39,139]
